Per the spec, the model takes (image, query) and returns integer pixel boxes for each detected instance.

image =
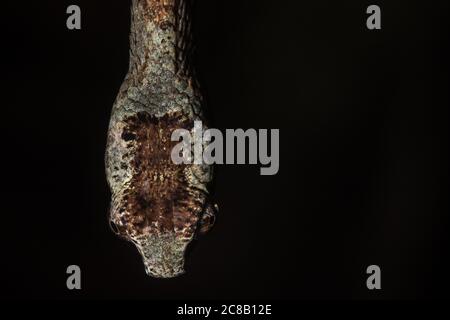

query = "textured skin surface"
[105,0,216,278]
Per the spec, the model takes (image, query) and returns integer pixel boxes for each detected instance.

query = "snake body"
[105,0,215,278]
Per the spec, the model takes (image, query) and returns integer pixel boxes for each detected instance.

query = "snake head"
[106,111,216,278]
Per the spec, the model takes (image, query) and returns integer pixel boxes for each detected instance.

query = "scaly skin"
[105,0,216,278]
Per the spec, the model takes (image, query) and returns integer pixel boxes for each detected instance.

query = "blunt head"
[109,214,195,279]
[132,232,192,278]
[109,200,217,279]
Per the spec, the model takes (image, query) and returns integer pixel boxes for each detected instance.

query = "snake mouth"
[145,264,186,279]
[132,232,191,278]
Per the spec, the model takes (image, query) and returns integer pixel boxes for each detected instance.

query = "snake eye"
[109,220,120,235]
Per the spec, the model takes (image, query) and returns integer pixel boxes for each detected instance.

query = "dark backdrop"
[0,0,448,299]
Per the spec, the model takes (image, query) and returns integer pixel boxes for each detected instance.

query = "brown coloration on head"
[111,112,206,241]
[107,111,214,278]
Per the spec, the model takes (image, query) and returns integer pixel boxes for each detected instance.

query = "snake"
[105,0,216,278]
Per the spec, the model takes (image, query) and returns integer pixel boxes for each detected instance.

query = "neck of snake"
[129,0,193,81]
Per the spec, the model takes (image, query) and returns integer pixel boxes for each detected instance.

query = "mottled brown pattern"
[113,112,205,240]
[142,0,178,25]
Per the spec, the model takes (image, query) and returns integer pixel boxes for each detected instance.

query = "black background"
[0,0,448,299]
